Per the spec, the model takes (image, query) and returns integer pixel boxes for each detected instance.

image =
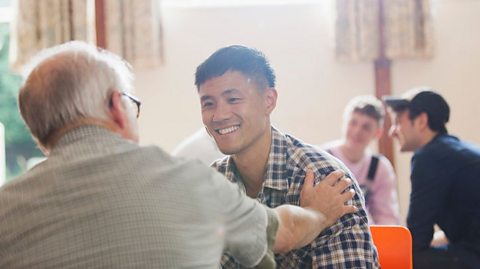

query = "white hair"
[18,41,135,148]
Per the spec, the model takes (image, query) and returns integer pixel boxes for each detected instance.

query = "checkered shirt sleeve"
[213,127,379,269]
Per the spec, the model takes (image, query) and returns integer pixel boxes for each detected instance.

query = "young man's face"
[198,71,276,155]
[388,109,422,152]
[343,111,381,152]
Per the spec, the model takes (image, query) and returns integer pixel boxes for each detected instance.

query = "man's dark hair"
[384,89,450,134]
[195,45,276,90]
[408,104,449,134]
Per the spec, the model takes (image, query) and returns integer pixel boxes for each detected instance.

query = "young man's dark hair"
[383,87,450,134]
[195,45,276,90]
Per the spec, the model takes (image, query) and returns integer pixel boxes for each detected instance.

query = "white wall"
[135,0,480,224]
[136,1,373,150]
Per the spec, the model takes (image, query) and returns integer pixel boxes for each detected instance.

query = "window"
[0,0,43,185]
[0,0,13,23]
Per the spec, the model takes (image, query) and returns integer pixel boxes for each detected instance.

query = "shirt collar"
[263,127,289,191]
[223,127,290,192]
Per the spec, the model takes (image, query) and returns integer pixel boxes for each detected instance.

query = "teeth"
[218,125,239,135]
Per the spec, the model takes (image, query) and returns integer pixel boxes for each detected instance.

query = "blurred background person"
[172,127,224,165]
[384,88,480,269]
[323,95,400,225]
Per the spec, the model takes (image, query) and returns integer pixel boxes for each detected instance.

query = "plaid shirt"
[213,127,379,269]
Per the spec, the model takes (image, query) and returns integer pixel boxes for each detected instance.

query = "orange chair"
[370,225,413,269]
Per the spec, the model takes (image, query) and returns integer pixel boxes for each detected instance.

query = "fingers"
[323,170,345,186]
[340,189,357,215]
[333,176,352,193]
[304,169,315,188]
[340,188,355,203]
[343,205,358,215]
[300,170,315,207]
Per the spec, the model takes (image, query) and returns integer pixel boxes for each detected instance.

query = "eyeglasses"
[121,92,141,118]
[108,91,142,118]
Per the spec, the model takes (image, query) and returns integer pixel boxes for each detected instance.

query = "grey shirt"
[0,126,274,268]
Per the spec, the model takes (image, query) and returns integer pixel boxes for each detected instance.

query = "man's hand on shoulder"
[300,169,357,228]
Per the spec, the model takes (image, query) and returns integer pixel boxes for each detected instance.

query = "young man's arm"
[209,165,355,268]
[307,168,379,268]
[252,169,356,268]
[273,170,356,253]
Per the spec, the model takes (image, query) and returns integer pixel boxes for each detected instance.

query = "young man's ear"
[414,112,429,130]
[109,90,127,129]
[264,88,278,115]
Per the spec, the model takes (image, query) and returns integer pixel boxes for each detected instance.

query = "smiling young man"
[195,45,379,268]
[324,96,400,225]
[384,88,480,269]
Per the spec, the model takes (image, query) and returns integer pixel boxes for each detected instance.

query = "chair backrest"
[370,225,413,269]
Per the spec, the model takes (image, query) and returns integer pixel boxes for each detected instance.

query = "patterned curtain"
[383,0,433,59]
[9,0,92,70]
[335,0,433,62]
[9,0,162,71]
[104,0,162,68]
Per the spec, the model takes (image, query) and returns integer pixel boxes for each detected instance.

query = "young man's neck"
[232,126,272,198]
[419,129,440,148]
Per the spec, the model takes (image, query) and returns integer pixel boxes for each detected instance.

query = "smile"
[216,125,240,135]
